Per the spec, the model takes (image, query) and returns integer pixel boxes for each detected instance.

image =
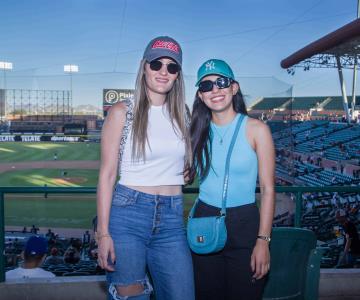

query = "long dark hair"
[189,86,248,182]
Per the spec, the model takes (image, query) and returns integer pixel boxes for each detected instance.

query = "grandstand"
[250,96,291,110]
[249,96,360,121]
[323,96,360,111]
[283,96,325,110]
[8,114,100,134]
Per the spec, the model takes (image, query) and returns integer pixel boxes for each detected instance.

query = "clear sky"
[0,0,358,108]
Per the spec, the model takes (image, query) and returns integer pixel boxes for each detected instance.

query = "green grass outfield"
[0,142,100,162]
[0,169,99,187]
[5,193,197,229]
[5,194,97,229]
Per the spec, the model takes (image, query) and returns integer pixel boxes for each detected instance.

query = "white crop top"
[118,103,185,186]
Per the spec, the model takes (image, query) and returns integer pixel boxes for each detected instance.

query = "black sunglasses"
[198,77,233,93]
[149,60,180,74]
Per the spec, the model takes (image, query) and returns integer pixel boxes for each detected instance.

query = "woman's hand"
[97,235,116,272]
[250,239,270,280]
[183,168,190,184]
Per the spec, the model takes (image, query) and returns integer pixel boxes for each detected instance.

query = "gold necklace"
[212,124,232,145]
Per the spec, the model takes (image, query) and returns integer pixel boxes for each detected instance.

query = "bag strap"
[188,114,245,218]
[220,114,244,216]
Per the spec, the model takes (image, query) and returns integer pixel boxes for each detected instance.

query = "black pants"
[191,201,266,300]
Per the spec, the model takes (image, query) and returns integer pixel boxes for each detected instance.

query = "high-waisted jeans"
[106,184,195,300]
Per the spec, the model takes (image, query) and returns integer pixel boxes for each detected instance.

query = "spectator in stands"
[63,244,80,264]
[30,224,39,234]
[340,163,345,174]
[83,230,91,245]
[82,230,91,253]
[352,169,359,178]
[45,229,55,240]
[189,59,275,300]
[336,209,360,268]
[12,238,21,250]
[304,200,314,212]
[6,236,55,280]
[290,193,295,203]
[260,112,265,121]
[331,193,338,206]
[317,157,322,166]
[345,152,351,160]
[350,203,359,215]
[44,247,63,265]
[96,36,194,300]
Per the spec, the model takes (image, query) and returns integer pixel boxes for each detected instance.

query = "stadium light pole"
[0,61,13,122]
[64,64,79,118]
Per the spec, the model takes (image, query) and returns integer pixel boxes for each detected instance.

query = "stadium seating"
[323,96,360,110]
[250,97,291,110]
[283,96,325,110]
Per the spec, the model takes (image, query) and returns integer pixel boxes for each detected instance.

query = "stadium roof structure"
[280,18,360,123]
[281,18,360,70]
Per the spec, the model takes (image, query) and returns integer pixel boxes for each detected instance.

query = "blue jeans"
[107,184,195,300]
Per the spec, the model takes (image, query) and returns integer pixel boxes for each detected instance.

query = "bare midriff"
[125,184,182,196]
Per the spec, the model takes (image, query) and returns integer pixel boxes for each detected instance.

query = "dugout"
[63,123,87,135]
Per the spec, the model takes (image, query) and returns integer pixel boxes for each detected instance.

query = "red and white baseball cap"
[143,36,182,67]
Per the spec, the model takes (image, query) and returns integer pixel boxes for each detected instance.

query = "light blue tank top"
[199,114,258,208]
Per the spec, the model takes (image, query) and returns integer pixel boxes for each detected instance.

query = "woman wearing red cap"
[96,36,194,300]
[189,59,275,300]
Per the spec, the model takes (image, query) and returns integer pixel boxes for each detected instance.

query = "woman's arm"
[247,118,275,279]
[96,101,127,271]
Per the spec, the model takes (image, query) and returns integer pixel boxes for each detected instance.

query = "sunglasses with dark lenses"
[198,77,233,93]
[149,60,180,74]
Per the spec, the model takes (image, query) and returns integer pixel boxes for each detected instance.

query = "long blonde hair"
[131,58,191,167]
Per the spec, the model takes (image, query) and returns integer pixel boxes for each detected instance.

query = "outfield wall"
[0,134,85,142]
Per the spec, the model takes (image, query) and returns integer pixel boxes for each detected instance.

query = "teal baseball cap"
[196,59,235,86]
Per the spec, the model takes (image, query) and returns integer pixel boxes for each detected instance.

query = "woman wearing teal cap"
[189,59,275,300]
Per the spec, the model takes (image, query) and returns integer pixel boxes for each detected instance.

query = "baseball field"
[0,142,197,230]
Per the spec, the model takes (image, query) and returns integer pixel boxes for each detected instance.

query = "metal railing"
[1,185,359,282]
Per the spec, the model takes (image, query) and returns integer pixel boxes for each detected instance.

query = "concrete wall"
[0,276,108,300]
[319,269,360,300]
[0,269,359,300]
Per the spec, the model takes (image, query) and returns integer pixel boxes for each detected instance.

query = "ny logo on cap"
[205,61,215,71]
